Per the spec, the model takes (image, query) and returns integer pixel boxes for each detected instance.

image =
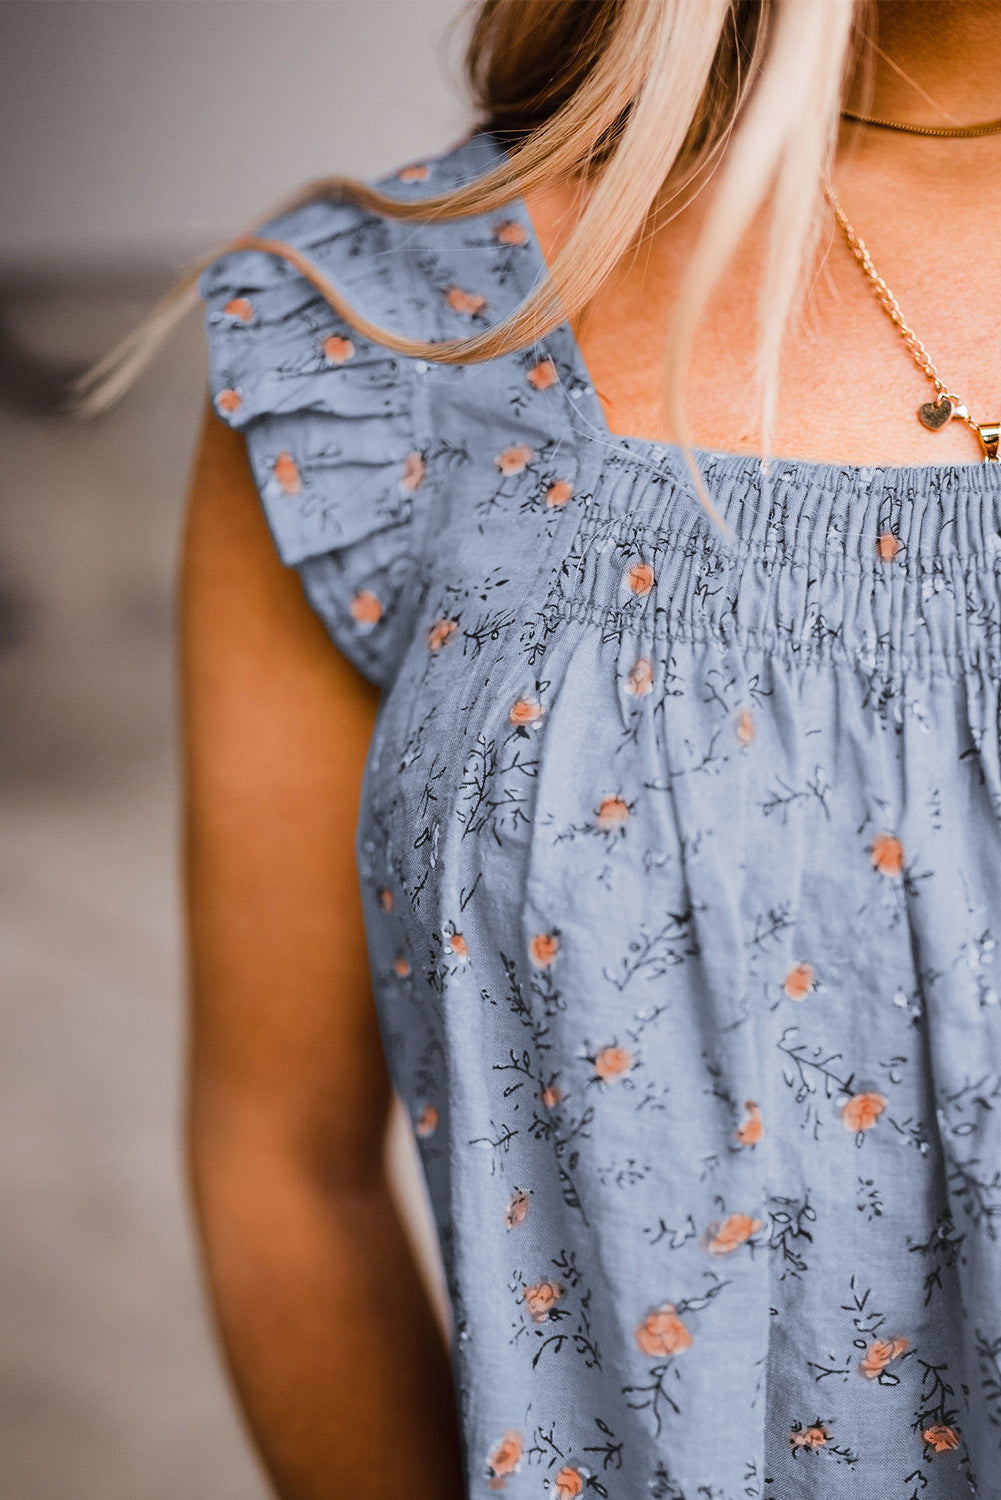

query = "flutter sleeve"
[195,196,430,690]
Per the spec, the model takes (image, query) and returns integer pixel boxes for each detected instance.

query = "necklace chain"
[841,107,1001,138]
[823,180,999,461]
[823,182,955,400]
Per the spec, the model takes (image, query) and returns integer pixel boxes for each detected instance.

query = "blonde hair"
[68,0,874,521]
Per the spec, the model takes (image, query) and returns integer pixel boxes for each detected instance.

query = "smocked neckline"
[477,129,1001,501]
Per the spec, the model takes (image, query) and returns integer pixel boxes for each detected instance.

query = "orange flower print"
[593,1045,632,1083]
[841,1090,887,1134]
[871,831,904,876]
[496,445,534,475]
[398,162,429,182]
[510,697,544,726]
[526,358,558,390]
[735,1099,763,1146]
[415,1102,438,1137]
[273,450,301,495]
[625,560,655,596]
[349,589,382,625]
[540,1081,562,1109]
[858,1335,909,1378]
[625,657,653,696]
[377,886,393,911]
[923,1424,961,1454]
[494,220,527,246]
[392,953,411,979]
[736,707,755,746]
[877,529,901,562]
[789,1421,831,1451]
[486,1429,523,1490]
[596,794,630,830]
[223,296,253,322]
[321,333,355,365]
[545,480,573,508]
[521,1279,564,1323]
[634,1303,693,1357]
[400,451,425,491]
[444,284,487,316]
[505,1188,531,1229]
[783,962,815,1001]
[530,931,560,968]
[706,1212,763,1255]
[553,1467,584,1499]
[214,387,241,416]
[427,617,458,651]
[446,929,469,961]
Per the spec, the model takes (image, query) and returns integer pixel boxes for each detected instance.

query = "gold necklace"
[823,180,1000,462]
[841,107,1001,138]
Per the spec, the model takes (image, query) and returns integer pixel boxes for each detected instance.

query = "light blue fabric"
[197,131,1001,1499]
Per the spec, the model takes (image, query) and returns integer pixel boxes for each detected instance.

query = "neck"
[848,1,1001,124]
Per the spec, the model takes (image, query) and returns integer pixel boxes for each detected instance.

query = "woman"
[78,0,1001,1494]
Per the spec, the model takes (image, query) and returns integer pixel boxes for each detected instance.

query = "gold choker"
[841,108,1001,138]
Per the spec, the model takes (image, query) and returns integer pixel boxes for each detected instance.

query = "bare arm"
[179,399,464,1500]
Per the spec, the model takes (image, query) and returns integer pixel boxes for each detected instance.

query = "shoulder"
[193,131,527,691]
[196,130,514,341]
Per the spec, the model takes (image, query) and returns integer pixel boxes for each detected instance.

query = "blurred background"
[0,3,468,1495]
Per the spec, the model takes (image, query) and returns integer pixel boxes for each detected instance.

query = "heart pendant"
[918,395,954,431]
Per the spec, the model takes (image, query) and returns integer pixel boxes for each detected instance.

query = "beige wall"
[0,0,470,274]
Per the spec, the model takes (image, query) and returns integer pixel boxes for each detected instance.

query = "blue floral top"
[197,130,1001,1500]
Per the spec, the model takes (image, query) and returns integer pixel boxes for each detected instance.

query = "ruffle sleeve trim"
[196,195,432,690]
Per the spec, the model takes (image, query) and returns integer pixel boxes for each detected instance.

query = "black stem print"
[621,1361,682,1437]
[947,1156,1001,1239]
[456,733,537,846]
[582,1417,623,1474]
[907,1209,966,1305]
[767,1194,816,1279]
[759,766,832,823]
[466,1118,517,1171]
[602,910,699,991]
[975,1326,1001,1433]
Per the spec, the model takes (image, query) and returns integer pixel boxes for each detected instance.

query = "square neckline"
[480,130,1000,493]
